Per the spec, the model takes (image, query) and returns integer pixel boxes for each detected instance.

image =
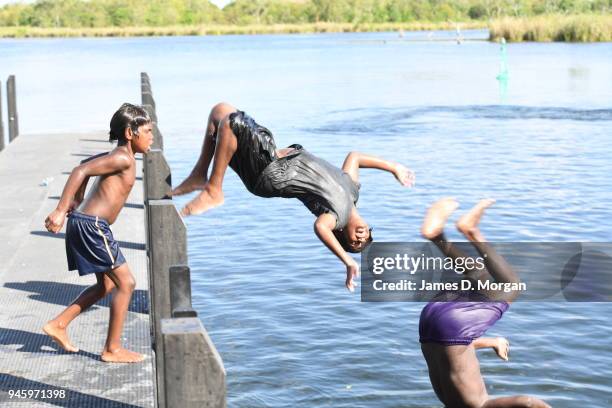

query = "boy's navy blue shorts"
[65,211,126,276]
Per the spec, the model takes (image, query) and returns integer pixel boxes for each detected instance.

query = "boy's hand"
[345,259,360,293]
[45,209,66,233]
[393,164,415,187]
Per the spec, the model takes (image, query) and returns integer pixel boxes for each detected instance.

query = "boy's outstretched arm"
[342,151,415,187]
[45,151,131,233]
[314,213,360,292]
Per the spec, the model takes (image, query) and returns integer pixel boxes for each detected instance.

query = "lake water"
[1,30,611,407]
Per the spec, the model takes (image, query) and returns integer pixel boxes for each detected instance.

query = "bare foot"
[181,185,224,216]
[421,198,459,239]
[171,175,207,196]
[43,321,79,353]
[493,337,510,361]
[101,347,145,363]
[394,164,415,187]
[456,198,496,239]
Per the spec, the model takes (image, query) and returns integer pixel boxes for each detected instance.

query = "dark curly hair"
[109,103,151,143]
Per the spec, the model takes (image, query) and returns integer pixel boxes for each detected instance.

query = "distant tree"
[468,4,487,18]
[106,5,134,26]
[0,0,609,28]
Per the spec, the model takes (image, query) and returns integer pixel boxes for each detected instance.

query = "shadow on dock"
[0,373,141,407]
[58,173,143,182]
[3,281,148,314]
[47,194,145,208]
[70,153,142,161]
[79,138,111,143]
[0,327,100,360]
[30,231,146,251]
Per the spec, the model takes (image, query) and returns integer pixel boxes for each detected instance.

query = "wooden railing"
[141,72,226,408]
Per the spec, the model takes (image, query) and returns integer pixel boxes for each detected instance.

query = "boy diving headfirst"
[418,198,551,408]
[173,102,415,292]
[43,104,153,363]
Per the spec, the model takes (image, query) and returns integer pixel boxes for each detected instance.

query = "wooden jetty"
[0,73,225,407]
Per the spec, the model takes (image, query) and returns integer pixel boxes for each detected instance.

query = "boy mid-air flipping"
[418,198,551,408]
[173,102,414,291]
[43,103,153,363]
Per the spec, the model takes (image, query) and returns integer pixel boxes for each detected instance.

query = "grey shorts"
[226,111,278,194]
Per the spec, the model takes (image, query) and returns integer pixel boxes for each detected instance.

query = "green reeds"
[0,21,483,38]
[1,16,610,41]
[489,14,612,42]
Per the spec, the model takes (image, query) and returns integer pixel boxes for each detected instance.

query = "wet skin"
[43,122,153,363]
[174,102,415,291]
[419,198,551,408]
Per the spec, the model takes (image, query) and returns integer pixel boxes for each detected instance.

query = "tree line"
[0,0,609,28]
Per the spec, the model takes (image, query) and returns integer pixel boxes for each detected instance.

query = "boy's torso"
[79,154,136,224]
[254,148,360,229]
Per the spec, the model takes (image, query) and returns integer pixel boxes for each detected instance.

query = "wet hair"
[333,228,374,254]
[108,103,151,143]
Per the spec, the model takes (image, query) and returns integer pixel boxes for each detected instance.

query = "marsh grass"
[0,21,484,38]
[489,14,612,42]
[1,16,610,41]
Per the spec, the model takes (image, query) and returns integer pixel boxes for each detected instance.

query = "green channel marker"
[496,37,509,102]
[496,37,509,81]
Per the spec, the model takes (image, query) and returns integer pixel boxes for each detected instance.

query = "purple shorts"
[419,293,509,346]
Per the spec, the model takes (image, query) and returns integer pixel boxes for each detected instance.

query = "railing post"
[142,104,163,151]
[144,149,172,201]
[147,200,187,408]
[141,72,151,100]
[169,265,197,318]
[7,75,18,142]
[142,91,156,111]
[0,80,4,152]
[140,72,226,408]
[161,317,227,408]
[141,72,151,90]
[142,148,172,358]
[140,73,162,151]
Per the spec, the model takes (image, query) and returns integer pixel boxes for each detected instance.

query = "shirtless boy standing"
[43,103,153,363]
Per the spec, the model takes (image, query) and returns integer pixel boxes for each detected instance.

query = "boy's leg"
[456,200,521,302]
[181,115,238,216]
[43,273,115,352]
[421,198,492,282]
[101,263,144,363]
[172,102,237,196]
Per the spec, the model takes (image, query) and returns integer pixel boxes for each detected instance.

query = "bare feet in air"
[456,198,496,239]
[421,198,459,239]
[43,321,79,353]
[171,175,207,196]
[394,164,416,187]
[181,185,224,216]
[101,347,145,363]
[493,337,510,361]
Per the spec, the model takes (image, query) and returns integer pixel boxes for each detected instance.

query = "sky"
[0,0,233,8]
